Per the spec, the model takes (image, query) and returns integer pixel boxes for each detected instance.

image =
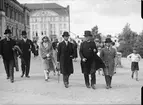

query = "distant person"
[0,29,16,83]
[127,48,142,81]
[33,40,39,57]
[100,38,116,89]
[111,42,117,74]
[70,38,78,62]
[52,38,59,74]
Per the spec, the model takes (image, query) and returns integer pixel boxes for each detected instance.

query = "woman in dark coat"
[57,31,74,88]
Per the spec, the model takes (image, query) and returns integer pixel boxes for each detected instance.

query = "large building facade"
[25,3,70,42]
[0,0,30,39]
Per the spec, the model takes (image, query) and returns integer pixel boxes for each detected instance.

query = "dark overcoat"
[0,38,16,60]
[57,41,74,75]
[18,39,34,61]
[79,40,105,74]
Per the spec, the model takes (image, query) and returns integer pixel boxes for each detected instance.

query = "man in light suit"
[100,38,116,89]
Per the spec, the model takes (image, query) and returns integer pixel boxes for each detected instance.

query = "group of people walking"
[0,28,141,90]
[0,29,35,82]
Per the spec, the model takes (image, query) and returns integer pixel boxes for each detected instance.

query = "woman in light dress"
[39,36,56,81]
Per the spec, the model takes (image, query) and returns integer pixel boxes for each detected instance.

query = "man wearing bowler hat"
[0,29,16,83]
[18,31,34,78]
[57,31,74,88]
[100,38,116,89]
[79,30,105,89]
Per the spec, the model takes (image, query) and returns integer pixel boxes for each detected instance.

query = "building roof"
[25,3,69,16]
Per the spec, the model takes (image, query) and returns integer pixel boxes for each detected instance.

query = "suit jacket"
[0,38,16,60]
[18,39,34,60]
[57,41,74,75]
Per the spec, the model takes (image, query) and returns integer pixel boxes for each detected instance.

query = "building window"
[64,24,66,29]
[32,24,34,30]
[50,24,52,29]
[60,30,62,35]
[59,24,62,29]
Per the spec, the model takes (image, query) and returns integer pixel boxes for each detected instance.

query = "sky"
[18,0,143,37]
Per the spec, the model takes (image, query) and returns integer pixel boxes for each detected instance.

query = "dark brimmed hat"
[62,31,70,37]
[22,31,27,35]
[4,29,12,34]
[84,31,92,37]
[105,38,112,43]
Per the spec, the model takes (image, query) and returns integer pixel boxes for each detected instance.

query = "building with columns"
[0,0,30,39]
[25,3,70,42]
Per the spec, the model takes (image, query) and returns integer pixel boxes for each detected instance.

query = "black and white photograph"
[0,0,143,104]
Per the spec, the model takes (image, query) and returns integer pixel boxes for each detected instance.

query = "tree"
[91,25,101,41]
[134,30,143,57]
[118,23,138,57]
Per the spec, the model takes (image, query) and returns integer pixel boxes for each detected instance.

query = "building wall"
[30,9,69,42]
[0,0,30,39]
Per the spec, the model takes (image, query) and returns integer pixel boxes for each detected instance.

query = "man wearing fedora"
[57,31,74,88]
[0,29,16,83]
[18,31,34,78]
[100,38,116,89]
[79,30,100,89]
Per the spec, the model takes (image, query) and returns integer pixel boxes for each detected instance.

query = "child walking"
[127,48,142,81]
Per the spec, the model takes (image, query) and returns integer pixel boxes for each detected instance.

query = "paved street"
[0,56,142,104]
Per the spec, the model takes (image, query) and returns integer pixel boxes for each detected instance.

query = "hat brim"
[84,34,92,37]
[62,35,70,37]
[105,41,112,43]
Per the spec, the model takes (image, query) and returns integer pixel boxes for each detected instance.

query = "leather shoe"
[11,80,14,83]
[106,86,110,89]
[26,76,30,78]
[65,84,69,88]
[109,85,112,88]
[21,74,24,78]
[7,77,10,79]
[91,85,96,89]
[86,85,91,88]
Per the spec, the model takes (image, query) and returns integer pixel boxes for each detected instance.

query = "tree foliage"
[91,25,102,41]
[118,23,138,57]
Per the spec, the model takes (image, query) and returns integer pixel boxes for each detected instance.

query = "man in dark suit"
[18,31,34,78]
[79,30,105,89]
[0,29,16,83]
[57,31,74,88]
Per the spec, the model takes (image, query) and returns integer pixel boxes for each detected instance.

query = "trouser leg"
[9,60,14,81]
[84,74,90,86]
[109,76,112,86]
[3,60,10,78]
[105,75,110,86]
[25,59,30,76]
[21,59,26,75]
[44,70,48,79]
[91,73,96,86]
